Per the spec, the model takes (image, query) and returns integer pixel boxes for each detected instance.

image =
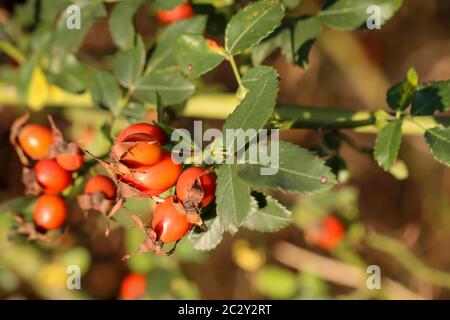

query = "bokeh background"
[0,0,449,300]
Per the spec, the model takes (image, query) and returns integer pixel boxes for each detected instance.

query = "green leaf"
[252,16,320,68]
[225,0,284,55]
[411,80,450,115]
[318,0,403,30]
[223,66,279,132]
[134,73,195,106]
[91,70,122,114]
[0,197,36,220]
[121,102,149,123]
[156,92,166,124]
[291,16,321,68]
[17,60,35,102]
[374,119,403,171]
[39,0,71,22]
[48,54,87,94]
[255,266,298,299]
[146,269,173,298]
[109,0,144,50]
[153,0,184,10]
[113,36,146,88]
[244,192,292,232]
[216,164,253,232]
[284,0,301,9]
[175,34,225,78]
[13,0,38,28]
[188,213,224,251]
[147,16,207,73]
[386,68,418,110]
[238,141,336,194]
[49,1,106,72]
[424,127,450,167]
[30,23,54,54]
[251,29,286,66]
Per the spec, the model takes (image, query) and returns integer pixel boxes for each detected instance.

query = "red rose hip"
[156,2,194,25]
[116,123,168,146]
[34,159,73,194]
[33,194,68,231]
[18,124,53,160]
[84,175,117,199]
[152,196,191,243]
[120,273,147,300]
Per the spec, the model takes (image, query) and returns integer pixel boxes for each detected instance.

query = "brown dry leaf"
[22,167,42,195]
[9,113,31,166]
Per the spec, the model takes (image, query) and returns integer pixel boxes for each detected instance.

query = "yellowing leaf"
[27,66,49,111]
[232,239,265,272]
[36,263,67,290]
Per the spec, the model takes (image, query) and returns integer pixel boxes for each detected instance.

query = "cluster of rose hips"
[304,216,345,251]
[9,114,85,239]
[10,115,217,258]
[93,122,216,257]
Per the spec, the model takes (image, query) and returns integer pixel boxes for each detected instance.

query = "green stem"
[110,86,135,137]
[227,55,244,90]
[366,232,450,289]
[0,40,26,63]
[0,82,447,135]
[276,104,376,130]
[113,87,135,118]
[337,132,373,154]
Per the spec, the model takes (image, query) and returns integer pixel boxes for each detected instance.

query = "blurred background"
[0,0,449,300]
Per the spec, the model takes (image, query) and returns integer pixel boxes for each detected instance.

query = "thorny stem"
[273,241,423,299]
[0,83,447,135]
[366,232,450,289]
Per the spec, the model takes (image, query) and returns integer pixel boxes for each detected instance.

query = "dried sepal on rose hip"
[110,133,162,169]
[77,175,118,218]
[78,151,159,236]
[115,122,168,146]
[11,214,53,243]
[47,116,84,171]
[122,196,194,259]
[176,166,216,208]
